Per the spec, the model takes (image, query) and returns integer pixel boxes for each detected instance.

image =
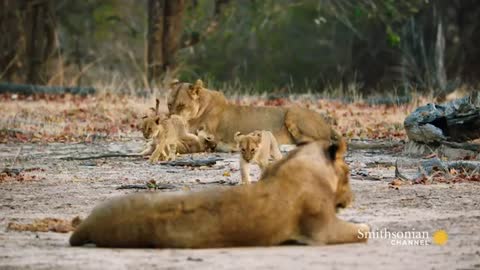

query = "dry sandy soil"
[0,139,479,270]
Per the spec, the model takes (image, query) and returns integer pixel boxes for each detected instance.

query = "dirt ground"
[0,139,479,270]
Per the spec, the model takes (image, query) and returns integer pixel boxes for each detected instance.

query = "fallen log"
[0,82,96,96]
[395,157,480,182]
[404,93,480,143]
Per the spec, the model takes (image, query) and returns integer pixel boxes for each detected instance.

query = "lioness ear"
[326,138,347,161]
[154,116,161,125]
[170,79,180,88]
[194,79,204,89]
[327,143,338,161]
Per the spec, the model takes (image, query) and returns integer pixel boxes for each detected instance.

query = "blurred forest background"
[1,0,479,96]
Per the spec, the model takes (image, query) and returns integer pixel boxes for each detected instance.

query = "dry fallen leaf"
[7,216,82,233]
[390,179,405,186]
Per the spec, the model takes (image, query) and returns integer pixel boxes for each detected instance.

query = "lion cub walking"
[234,130,283,184]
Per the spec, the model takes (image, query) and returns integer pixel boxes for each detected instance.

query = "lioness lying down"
[167,80,339,152]
[69,139,369,248]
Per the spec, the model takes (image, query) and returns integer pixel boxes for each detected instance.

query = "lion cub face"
[140,98,164,139]
[140,115,162,139]
[234,131,262,162]
[167,80,204,121]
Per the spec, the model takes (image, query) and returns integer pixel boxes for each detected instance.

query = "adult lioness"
[167,80,339,151]
[69,138,369,248]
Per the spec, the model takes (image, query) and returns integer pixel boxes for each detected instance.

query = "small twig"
[394,160,411,181]
[116,184,176,190]
[349,140,404,150]
[116,185,148,190]
[440,141,480,152]
[11,147,22,167]
[195,179,237,186]
[161,158,223,167]
[60,153,143,161]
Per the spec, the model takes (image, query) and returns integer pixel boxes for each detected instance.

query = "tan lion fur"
[235,130,283,184]
[167,79,339,152]
[148,115,216,162]
[139,99,216,159]
[69,138,369,248]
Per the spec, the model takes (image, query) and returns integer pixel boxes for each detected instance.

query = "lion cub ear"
[253,132,262,143]
[154,116,161,125]
[234,131,242,143]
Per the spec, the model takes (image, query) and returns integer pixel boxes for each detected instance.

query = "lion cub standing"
[234,130,283,184]
[148,115,190,162]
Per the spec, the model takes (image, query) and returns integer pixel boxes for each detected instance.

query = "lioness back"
[217,106,292,145]
[70,185,299,248]
[167,79,337,152]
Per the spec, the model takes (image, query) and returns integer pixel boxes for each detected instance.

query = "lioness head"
[197,127,217,152]
[234,131,262,162]
[274,138,352,210]
[167,79,204,120]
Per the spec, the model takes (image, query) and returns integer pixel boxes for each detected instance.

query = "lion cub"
[140,115,216,161]
[149,116,218,162]
[234,130,283,184]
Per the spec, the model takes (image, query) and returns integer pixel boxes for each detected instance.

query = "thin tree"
[147,0,185,84]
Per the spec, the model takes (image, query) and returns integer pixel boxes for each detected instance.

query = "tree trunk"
[147,0,185,85]
[0,0,26,82]
[0,0,57,84]
[162,0,185,72]
[147,0,165,83]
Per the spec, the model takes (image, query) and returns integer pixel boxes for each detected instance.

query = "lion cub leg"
[267,131,283,161]
[150,142,168,163]
[167,143,177,161]
[139,140,155,156]
[239,159,252,184]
